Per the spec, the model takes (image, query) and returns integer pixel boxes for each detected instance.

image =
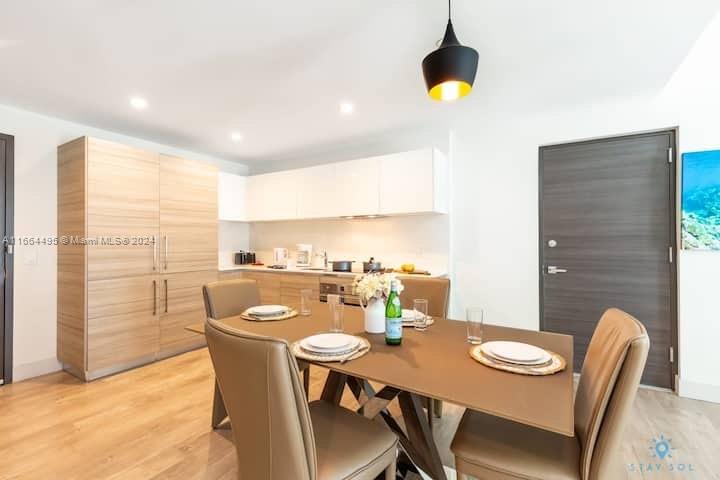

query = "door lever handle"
[547,266,568,274]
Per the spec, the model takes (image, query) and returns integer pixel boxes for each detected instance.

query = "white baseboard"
[678,378,720,404]
[13,357,62,382]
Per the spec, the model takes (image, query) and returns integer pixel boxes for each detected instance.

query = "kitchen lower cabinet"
[86,275,160,378]
[217,271,321,312]
[241,271,281,304]
[158,270,217,359]
[218,270,243,281]
[280,274,321,312]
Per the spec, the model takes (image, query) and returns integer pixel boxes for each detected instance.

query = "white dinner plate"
[300,343,358,356]
[301,333,359,353]
[246,305,289,316]
[401,309,428,321]
[481,341,551,365]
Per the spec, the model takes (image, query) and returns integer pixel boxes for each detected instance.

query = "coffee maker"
[296,244,312,267]
[272,247,289,267]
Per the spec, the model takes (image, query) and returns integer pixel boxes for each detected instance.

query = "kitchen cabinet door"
[87,274,160,374]
[378,148,448,215]
[218,172,247,221]
[160,154,218,273]
[241,271,281,304]
[246,171,298,221]
[86,138,160,280]
[158,270,217,358]
[279,274,321,312]
[296,164,341,218]
[337,157,380,217]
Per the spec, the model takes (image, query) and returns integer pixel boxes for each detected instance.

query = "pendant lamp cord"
[448,0,452,21]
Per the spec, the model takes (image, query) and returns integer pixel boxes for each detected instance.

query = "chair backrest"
[203,279,261,319]
[400,276,450,318]
[574,308,650,480]
[205,318,317,480]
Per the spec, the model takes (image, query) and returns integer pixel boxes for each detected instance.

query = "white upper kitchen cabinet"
[296,164,342,218]
[378,148,448,215]
[218,172,247,221]
[338,157,380,217]
[296,158,379,219]
[246,170,298,221]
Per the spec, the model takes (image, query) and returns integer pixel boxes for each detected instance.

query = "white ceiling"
[0,1,717,165]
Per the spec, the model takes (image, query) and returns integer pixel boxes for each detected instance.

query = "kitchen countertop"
[218,264,447,278]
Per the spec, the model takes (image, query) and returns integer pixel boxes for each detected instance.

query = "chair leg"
[422,396,434,428]
[303,366,310,399]
[384,458,396,479]
[211,379,228,429]
[433,399,443,419]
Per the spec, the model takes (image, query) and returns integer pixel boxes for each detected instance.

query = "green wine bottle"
[385,280,403,345]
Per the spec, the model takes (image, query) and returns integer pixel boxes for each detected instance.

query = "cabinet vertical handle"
[152,235,157,271]
[164,279,169,313]
[164,235,169,270]
[153,280,157,316]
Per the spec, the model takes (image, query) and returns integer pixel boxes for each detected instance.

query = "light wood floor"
[1,348,718,480]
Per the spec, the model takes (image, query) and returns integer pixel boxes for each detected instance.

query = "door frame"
[538,128,679,389]
[1,133,13,385]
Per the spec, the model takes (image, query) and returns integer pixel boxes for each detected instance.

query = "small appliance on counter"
[234,251,256,265]
[310,251,328,270]
[363,257,382,273]
[330,260,354,272]
[273,247,289,267]
[296,243,312,267]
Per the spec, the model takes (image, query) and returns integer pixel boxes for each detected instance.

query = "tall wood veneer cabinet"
[57,137,218,380]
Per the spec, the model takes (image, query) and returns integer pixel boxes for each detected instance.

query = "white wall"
[249,215,449,275]
[0,104,246,381]
[450,12,720,402]
[218,221,250,268]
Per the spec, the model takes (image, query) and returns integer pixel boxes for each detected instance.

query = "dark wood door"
[0,135,6,384]
[539,131,677,389]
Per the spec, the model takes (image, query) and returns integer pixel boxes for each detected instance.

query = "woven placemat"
[470,345,566,375]
[291,336,371,363]
[240,309,298,322]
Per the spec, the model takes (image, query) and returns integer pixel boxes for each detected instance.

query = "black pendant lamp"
[422,0,479,102]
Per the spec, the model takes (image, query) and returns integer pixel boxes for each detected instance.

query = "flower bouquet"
[353,273,404,333]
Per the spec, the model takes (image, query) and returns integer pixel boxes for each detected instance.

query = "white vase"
[360,297,386,334]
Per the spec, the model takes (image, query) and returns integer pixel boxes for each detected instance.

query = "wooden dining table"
[187,307,574,480]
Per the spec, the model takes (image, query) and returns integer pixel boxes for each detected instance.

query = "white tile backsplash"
[248,214,449,275]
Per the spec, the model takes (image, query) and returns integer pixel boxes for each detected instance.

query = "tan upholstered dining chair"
[202,278,310,428]
[401,276,451,421]
[202,278,261,319]
[400,276,450,319]
[205,318,398,480]
[450,308,649,480]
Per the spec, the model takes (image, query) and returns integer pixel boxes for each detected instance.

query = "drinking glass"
[466,307,484,344]
[300,289,312,316]
[327,294,344,332]
[413,299,429,331]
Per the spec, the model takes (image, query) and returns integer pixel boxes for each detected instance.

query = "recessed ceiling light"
[339,101,355,115]
[129,96,148,110]
[230,132,244,143]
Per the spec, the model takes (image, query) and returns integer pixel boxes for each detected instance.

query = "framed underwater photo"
[681,150,720,250]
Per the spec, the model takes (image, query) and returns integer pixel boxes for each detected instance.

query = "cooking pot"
[363,257,382,273]
[331,260,354,272]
